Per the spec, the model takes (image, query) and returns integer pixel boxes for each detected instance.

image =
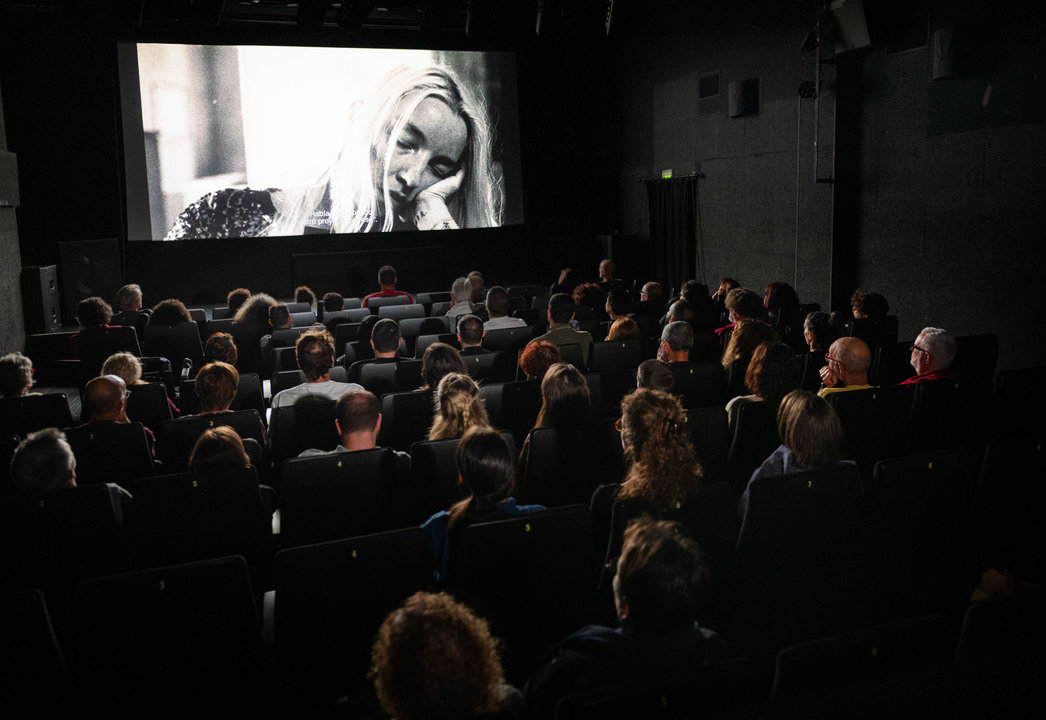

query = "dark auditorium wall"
[608,0,1046,371]
[0,85,26,353]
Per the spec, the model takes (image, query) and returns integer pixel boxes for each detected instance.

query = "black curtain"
[645,177,698,295]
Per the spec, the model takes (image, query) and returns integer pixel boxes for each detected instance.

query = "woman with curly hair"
[148,298,192,327]
[617,388,702,512]
[230,293,278,374]
[371,591,522,720]
[203,332,239,366]
[0,352,36,397]
[428,372,490,441]
[725,341,801,430]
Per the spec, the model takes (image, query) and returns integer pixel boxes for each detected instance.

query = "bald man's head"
[828,337,871,385]
[86,374,128,421]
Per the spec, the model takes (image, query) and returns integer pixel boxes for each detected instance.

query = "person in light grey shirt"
[271,328,361,409]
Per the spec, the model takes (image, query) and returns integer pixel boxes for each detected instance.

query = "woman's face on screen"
[385,97,468,224]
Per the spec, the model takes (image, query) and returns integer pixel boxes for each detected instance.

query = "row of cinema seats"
[2,434,1044,715]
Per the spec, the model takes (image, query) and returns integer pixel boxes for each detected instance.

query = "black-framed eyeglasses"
[909,343,929,354]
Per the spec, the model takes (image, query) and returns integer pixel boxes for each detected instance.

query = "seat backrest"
[589,340,643,372]
[487,379,542,446]
[128,466,271,571]
[726,399,781,493]
[77,325,141,378]
[0,587,70,708]
[870,340,914,386]
[558,342,587,372]
[450,505,595,651]
[72,555,265,712]
[205,317,236,335]
[994,365,1046,436]
[414,332,459,358]
[415,291,452,306]
[269,400,339,463]
[0,393,74,436]
[482,325,534,352]
[272,327,310,347]
[0,483,131,598]
[683,405,731,478]
[954,333,999,384]
[178,373,265,418]
[360,359,423,397]
[378,389,435,451]
[124,381,173,435]
[143,322,203,373]
[273,528,435,702]
[65,422,156,489]
[285,302,311,313]
[368,294,412,310]
[461,351,501,383]
[159,410,266,471]
[400,315,450,339]
[429,300,451,316]
[378,303,424,321]
[279,448,405,548]
[211,307,233,320]
[290,311,317,327]
[671,362,727,409]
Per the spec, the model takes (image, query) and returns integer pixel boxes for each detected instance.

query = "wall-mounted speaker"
[21,265,62,334]
[728,78,760,118]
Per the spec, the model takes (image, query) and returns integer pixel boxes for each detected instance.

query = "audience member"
[818,336,873,398]
[188,425,251,472]
[294,285,317,310]
[231,292,278,374]
[82,374,157,454]
[298,390,407,463]
[455,314,486,355]
[528,517,725,719]
[605,292,633,322]
[428,372,489,441]
[725,341,800,429]
[421,342,468,390]
[572,282,606,318]
[10,427,77,498]
[204,332,239,366]
[640,281,664,306]
[0,352,36,397]
[482,286,526,330]
[268,303,292,331]
[738,390,855,514]
[195,361,240,413]
[519,363,593,505]
[446,277,475,320]
[532,293,594,367]
[710,276,739,303]
[901,327,958,385]
[422,425,544,580]
[803,311,836,355]
[362,265,413,308]
[721,319,779,373]
[617,389,702,513]
[606,317,640,342]
[715,287,764,339]
[347,318,401,382]
[850,289,890,320]
[76,296,114,328]
[467,270,485,300]
[658,321,694,365]
[102,351,179,416]
[680,280,718,331]
[763,281,800,319]
[227,288,251,313]
[271,329,362,408]
[148,298,193,327]
[636,358,674,393]
[371,591,523,720]
[518,340,561,381]
[597,258,625,294]
[112,283,150,334]
[321,292,344,314]
[663,299,695,328]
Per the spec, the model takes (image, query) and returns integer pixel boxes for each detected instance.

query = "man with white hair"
[445,276,475,321]
[10,427,77,498]
[900,327,958,385]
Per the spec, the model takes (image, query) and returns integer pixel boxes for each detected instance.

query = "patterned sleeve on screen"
[164,187,278,240]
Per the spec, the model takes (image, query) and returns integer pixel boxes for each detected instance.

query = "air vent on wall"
[699,71,721,99]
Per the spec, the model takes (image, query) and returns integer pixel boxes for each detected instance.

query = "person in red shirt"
[900,327,959,386]
[361,265,414,308]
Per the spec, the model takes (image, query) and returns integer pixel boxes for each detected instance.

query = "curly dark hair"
[850,289,889,319]
[232,293,277,327]
[295,329,336,381]
[204,332,239,366]
[618,388,702,511]
[76,296,113,327]
[149,298,191,327]
[371,591,504,720]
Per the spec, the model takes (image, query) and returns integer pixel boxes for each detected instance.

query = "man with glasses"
[817,337,873,398]
[900,327,958,386]
[79,373,157,457]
